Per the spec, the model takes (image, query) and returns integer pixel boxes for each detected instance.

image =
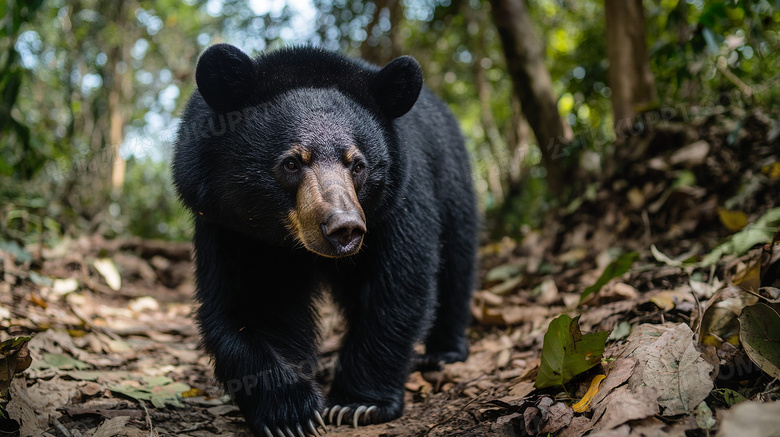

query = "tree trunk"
[361,0,387,64]
[604,0,656,132]
[466,3,506,204]
[506,96,531,193]
[388,0,403,60]
[107,1,130,195]
[489,0,573,196]
[360,0,403,66]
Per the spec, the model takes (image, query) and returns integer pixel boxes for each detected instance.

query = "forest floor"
[2,107,780,437]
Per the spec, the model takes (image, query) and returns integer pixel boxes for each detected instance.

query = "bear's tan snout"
[322,210,366,254]
[292,161,366,258]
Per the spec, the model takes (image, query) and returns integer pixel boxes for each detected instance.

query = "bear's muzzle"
[290,162,366,258]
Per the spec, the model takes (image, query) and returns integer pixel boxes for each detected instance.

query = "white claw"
[365,406,377,423]
[314,411,327,432]
[336,407,350,427]
[328,405,341,424]
[264,426,274,437]
[295,424,305,437]
[308,420,321,437]
[353,406,368,428]
[285,426,296,437]
[275,427,285,437]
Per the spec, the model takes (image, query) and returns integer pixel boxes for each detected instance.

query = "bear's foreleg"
[193,221,328,437]
[325,218,439,428]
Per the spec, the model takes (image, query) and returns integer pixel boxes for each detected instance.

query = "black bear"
[172,44,477,437]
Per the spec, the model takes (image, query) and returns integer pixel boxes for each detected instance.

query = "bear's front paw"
[256,410,328,437]
[322,400,403,428]
[240,380,328,437]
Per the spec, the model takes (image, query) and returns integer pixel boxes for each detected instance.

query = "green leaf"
[714,388,747,407]
[109,377,190,409]
[580,251,639,303]
[535,314,610,388]
[0,336,33,350]
[143,376,173,386]
[485,264,522,282]
[695,401,716,430]
[37,353,91,370]
[701,208,780,267]
[0,240,32,264]
[738,303,780,379]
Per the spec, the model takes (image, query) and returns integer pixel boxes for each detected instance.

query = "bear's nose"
[322,211,366,253]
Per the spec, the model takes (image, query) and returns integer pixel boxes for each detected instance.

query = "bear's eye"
[283,159,299,172]
[352,163,364,175]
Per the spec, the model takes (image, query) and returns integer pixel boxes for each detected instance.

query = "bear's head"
[174,44,423,258]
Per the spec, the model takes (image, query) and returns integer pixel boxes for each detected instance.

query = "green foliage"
[1,0,778,244]
[647,0,780,109]
[535,314,609,389]
[113,158,191,241]
[738,303,780,379]
[713,388,748,407]
[0,178,65,247]
[701,207,780,266]
[33,353,91,371]
[109,375,191,408]
[0,0,45,179]
[1,0,250,242]
[580,251,640,303]
[532,0,610,134]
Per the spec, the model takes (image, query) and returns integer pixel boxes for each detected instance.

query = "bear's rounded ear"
[373,56,423,119]
[195,44,258,113]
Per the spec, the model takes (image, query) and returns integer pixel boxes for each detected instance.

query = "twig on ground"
[49,415,71,437]
[139,400,156,437]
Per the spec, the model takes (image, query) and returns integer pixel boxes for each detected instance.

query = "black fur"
[172,44,478,435]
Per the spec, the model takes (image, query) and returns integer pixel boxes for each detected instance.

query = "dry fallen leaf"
[92,416,131,437]
[52,278,79,296]
[650,289,694,312]
[590,357,637,408]
[405,371,433,393]
[717,208,749,232]
[538,279,559,305]
[572,374,606,413]
[540,401,573,434]
[6,378,48,436]
[508,381,535,398]
[626,323,713,416]
[699,285,758,347]
[591,386,659,432]
[650,291,677,311]
[93,258,122,291]
[715,401,780,437]
[128,296,160,313]
[558,415,593,437]
[670,140,710,167]
[733,256,762,292]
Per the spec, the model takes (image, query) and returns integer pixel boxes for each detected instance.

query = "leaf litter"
[1,112,780,435]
